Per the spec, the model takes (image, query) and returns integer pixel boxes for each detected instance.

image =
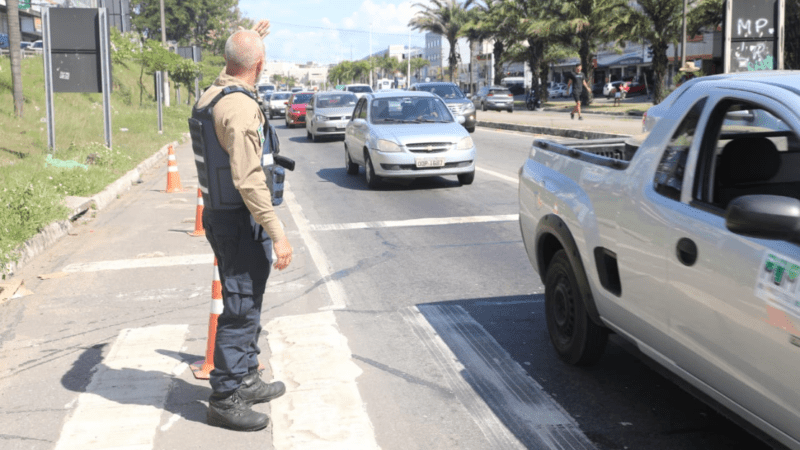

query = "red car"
[285,92,314,128]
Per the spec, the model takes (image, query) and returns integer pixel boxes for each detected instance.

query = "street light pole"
[681,0,687,68]
[369,23,373,88]
[159,0,170,107]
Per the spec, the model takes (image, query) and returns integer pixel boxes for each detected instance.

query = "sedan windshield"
[272,93,290,100]
[420,85,464,99]
[316,93,358,108]
[292,93,313,104]
[369,97,452,124]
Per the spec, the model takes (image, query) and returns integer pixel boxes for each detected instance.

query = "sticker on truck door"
[755,252,800,314]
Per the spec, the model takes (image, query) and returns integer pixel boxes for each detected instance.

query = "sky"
[238,0,443,65]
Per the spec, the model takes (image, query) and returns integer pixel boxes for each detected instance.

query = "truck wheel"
[545,250,608,366]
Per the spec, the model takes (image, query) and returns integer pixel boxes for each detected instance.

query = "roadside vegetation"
[0,32,223,274]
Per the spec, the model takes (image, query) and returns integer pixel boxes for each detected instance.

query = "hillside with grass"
[0,51,210,274]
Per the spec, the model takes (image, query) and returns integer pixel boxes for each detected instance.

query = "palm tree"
[626,0,684,104]
[7,0,24,117]
[410,57,430,82]
[460,6,493,94]
[409,0,476,83]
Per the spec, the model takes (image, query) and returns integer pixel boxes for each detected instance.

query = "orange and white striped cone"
[190,258,266,380]
[188,188,205,237]
[165,145,184,193]
[191,258,223,380]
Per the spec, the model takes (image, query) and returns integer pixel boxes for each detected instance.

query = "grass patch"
[0,54,196,273]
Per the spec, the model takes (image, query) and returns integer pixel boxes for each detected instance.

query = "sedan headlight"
[456,136,474,151]
[377,140,403,153]
[316,115,330,121]
[464,102,475,111]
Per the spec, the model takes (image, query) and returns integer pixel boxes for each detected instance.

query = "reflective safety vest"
[188,86,284,210]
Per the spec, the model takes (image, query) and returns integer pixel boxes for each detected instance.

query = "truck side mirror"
[725,195,800,244]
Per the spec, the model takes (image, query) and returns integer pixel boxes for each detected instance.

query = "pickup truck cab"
[519,71,800,449]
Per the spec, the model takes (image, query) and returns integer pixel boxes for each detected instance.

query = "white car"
[306,91,358,141]
[548,83,568,98]
[344,91,476,189]
[266,91,291,119]
[344,84,374,99]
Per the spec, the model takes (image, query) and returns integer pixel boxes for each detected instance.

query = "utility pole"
[369,23,373,88]
[407,30,411,87]
[681,0,687,68]
[160,0,170,107]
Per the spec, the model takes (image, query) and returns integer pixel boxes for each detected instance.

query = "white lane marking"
[283,181,347,310]
[63,254,214,273]
[477,166,518,184]
[160,413,182,431]
[309,214,518,231]
[266,311,380,450]
[55,325,189,450]
[402,305,596,450]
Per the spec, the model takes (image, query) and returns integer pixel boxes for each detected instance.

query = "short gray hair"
[225,30,265,70]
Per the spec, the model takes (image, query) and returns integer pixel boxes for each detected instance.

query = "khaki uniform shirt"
[196,70,285,242]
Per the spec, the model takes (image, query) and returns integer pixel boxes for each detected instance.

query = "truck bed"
[533,136,642,170]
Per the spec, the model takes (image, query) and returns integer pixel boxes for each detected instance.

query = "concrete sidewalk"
[477,107,645,139]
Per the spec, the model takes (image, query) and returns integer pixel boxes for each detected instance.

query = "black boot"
[207,390,269,431]
[238,369,286,405]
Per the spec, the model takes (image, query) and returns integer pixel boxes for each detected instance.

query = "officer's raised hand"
[273,236,292,270]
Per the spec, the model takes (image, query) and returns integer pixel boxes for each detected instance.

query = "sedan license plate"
[336,124,346,130]
[415,158,445,168]
[279,109,285,113]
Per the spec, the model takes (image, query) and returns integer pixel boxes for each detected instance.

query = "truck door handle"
[676,238,698,266]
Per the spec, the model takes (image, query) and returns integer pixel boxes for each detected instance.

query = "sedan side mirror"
[466,93,472,99]
[457,116,466,124]
[725,195,800,244]
[307,105,314,111]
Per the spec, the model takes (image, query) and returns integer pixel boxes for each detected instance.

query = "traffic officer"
[191,23,293,432]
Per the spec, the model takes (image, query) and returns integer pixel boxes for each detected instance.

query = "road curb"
[477,120,629,140]
[2,139,182,278]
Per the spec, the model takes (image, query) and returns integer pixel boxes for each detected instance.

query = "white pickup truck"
[519,71,800,449]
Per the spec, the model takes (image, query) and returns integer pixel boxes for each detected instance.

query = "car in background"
[267,91,291,120]
[257,83,275,99]
[408,82,476,133]
[602,80,624,98]
[306,91,358,141]
[344,84,374,99]
[344,91,476,189]
[0,33,9,49]
[20,41,32,50]
[591,80,605,96]
[28,40,43,53]
[473,86,514,112]
[548,83,568,98]
[285,92,314,128]
[291,87,303,93]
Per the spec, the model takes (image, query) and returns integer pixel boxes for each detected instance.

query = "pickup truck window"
[694,99,800,209]
[653,98,707,201]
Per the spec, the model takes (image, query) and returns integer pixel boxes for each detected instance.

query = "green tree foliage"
[328,60,370,85]
[410,57,430,81]
[172,58,201,103]
[130,0,240,46]
[409,0,476,82]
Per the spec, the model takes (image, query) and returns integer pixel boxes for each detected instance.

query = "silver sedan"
[344,91,476,189]
[306,92,358,141]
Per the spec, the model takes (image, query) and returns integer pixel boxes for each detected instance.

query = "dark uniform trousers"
[203,207,273,395]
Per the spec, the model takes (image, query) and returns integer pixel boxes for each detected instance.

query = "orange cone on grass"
[165,145,183,193]
[188,188,205,237]
[190,258,223,380]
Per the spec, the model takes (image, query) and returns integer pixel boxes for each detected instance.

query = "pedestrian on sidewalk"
[566,63,591,120]
[191,20,293,432]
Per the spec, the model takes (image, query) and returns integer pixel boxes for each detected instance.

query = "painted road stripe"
[284,181,347,310]
[54,325,189,450]
[266,311,380,450]
[402,305,596,450]
[477,166,519,184]
[308,214,518,232]
[63,253,214,273]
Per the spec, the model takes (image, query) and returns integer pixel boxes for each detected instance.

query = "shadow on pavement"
[412,295,770,450]
[316,167,463,192]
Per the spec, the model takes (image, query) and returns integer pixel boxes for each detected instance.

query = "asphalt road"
[0,119,774,450]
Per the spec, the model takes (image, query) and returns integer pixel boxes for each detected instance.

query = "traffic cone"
[190,258,223,380]
[165,145,183,193]
[187,188,205,237]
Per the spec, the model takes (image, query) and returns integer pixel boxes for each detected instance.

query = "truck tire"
[545,250,608,366]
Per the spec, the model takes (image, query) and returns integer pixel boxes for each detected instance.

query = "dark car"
[408,82,476,133]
